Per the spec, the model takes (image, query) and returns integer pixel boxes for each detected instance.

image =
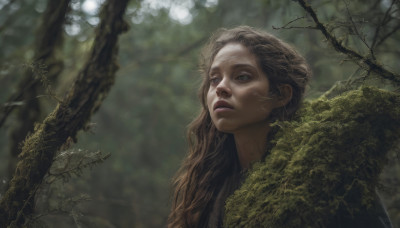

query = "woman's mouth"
[213,100,234,111]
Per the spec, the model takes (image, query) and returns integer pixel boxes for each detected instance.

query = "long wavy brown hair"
[168,26,312,227]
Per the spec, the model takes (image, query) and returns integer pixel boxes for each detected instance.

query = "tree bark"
[0,0,130,227]
[5,0,71,193]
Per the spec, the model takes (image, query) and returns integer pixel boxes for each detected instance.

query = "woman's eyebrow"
[209,66,221,75]
[231,63,257,72]
[212,63,256,71]
[209,63,257,76]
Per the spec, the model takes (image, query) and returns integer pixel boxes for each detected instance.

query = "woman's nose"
[216,78,231,97]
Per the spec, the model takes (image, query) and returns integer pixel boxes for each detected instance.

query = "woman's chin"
[214,124,236,134]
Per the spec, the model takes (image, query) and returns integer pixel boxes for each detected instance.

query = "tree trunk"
[0,0,130,226]
[6,0,71,193]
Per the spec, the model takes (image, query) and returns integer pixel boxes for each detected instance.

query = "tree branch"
[0,0,130,226]
[272,16,317,30]
[371,0,398,50]
[1,0,71,200]
[0,0,71,130]
[342,0,373,59]
[297,0,400,86]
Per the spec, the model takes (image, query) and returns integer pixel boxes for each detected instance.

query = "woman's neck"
[233,123,271,170]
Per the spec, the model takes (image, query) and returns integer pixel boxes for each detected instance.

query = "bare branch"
[297,0,400,86]
[342,0,374,59]
[272,16,317,30]
[376,23,400,47]
[371,0,398,50]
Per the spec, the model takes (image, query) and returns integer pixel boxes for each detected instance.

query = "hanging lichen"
[224,86,400,227]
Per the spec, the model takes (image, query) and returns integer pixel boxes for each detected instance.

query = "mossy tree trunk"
[0,0,130,227]
[6,0,71,192]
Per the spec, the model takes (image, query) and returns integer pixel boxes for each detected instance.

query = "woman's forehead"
[210,43,258,70]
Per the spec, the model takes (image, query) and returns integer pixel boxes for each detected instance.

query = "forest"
[0,0,399,227]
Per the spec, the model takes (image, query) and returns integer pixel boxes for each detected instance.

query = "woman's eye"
[236,74,251,81]
[209,77,221,85]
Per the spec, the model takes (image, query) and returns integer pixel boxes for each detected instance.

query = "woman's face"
[206,43,278,134]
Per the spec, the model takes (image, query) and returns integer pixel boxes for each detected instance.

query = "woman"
[168,26,393,227]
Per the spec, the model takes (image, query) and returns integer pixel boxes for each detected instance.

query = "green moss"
[224,87,400,227]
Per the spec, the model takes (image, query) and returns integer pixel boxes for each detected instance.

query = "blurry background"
[0,0,399,227]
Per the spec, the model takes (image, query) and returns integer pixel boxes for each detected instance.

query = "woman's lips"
[213,100,234,111]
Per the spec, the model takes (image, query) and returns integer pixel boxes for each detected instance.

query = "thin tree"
[3,0,71,191]
[0,0,130,226]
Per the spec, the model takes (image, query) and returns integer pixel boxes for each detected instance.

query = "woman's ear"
[275,84,292,108]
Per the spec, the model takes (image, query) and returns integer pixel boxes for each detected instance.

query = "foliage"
[224,87,400,227]
[27,148,109,228]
